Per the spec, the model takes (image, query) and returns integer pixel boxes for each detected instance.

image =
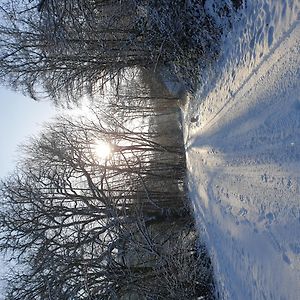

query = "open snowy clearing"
[184,1,300,299]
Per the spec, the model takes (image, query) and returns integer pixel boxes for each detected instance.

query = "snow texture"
[183,1,300,299]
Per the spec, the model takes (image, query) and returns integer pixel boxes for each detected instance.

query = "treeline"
[0,0,240,104]
[0,75,214,299]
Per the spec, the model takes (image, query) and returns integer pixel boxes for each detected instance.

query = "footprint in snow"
[282,253,291,265]
[265,212,275,223]
[238,207,248,216]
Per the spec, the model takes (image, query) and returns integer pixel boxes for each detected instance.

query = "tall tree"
[0,0,150,103]
[0,0,223,103]
[0,97,215,299]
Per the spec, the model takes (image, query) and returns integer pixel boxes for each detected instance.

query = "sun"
[93,140,112,160]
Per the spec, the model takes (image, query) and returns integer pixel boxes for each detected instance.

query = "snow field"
[184,1,300,299]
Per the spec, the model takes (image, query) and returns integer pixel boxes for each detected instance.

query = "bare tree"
[0,0,226,103]
[0,91,214,298]
[0,0,151,103]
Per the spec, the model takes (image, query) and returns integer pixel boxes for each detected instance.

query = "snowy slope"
[184,1,300,299]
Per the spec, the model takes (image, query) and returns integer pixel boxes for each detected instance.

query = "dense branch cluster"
[0,78,214,299]
[0,0,239,103]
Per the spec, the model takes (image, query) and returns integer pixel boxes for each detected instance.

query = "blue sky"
[0,86,57,179]
[0,86,58,296]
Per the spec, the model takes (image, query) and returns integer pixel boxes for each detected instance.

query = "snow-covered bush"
[136,0,242,92]
[136,0,219,90]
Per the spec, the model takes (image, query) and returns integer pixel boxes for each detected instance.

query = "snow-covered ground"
[184,1,300,299]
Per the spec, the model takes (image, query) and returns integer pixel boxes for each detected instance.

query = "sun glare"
[93,140,112,160]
